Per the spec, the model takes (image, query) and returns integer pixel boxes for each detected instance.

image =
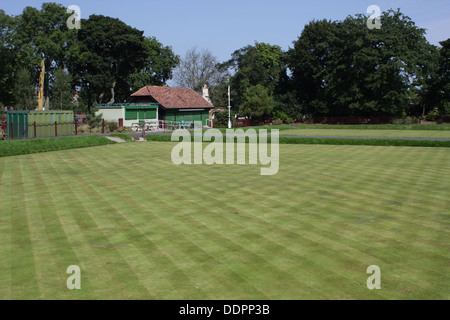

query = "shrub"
[107,121,119,133]
[272,110,292,124]
[273,119,283,125]
[1,115,6,133]
[117,126,133,133]
[214,110,234,128]
[391,117,419,125]
[425,107,441,121]
[77,125,89,133]
[87,109,103,129]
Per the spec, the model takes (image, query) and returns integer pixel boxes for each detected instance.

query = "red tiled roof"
[130,86,214,110]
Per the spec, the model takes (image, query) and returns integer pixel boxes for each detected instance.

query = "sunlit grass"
[0,142,448,299]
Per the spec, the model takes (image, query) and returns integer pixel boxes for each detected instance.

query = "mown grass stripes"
[0,158,12,298]
[0,142,448,299]
[78,148,270,299]
[10,158,40,299]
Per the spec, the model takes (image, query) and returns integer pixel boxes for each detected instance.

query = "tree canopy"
[239,85,274,121]
[221,42,287,109]
[0,4,447,122]
[287,10,439,117]
[0,3,178,111]
[129,37,179,91]
[70,15,148,106]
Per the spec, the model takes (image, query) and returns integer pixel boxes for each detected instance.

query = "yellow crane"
[37,58,45,111]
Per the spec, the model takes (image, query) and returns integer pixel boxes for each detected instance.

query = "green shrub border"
[146,134,450,148]
[295,124,450,131]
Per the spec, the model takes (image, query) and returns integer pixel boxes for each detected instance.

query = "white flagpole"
[228,86,232,129]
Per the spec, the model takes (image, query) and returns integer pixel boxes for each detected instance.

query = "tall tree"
[129,37,179,90]
[239,84,274,122]
[51,68,75,110]
[70,15,147,108]
[221,42,287,112]
[288,10,437,117]
[435,39,450,115]
[12,3,77,100]
[14,68,36,110]
[287,19,338,116]
[422,39,450,116]
[0,10,16,106]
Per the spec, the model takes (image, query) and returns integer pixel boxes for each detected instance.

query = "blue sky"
[2,0,449,62]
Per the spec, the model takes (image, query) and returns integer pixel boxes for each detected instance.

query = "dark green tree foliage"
[129,37,179,90]
[240,85,274,121]
[288,10,437,117]
[0,4,444,119]
[71,15,147,107]
[213,110,235,128]
[222,42,287,111]
[14,68,36,110]
[436,39,450,115]
[0,10,16,106]
[52,68,76,110]
[288,19,338,116]
[13,3,76,99]
[1,4,180,111]
[422,39,450,116]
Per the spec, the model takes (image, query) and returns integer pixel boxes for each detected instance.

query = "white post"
[228,86,232,129]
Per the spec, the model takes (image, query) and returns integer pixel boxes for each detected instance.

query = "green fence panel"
[6,111,28,139]
[28,111,74,138]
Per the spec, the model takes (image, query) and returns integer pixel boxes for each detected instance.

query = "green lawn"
[0,142,449,299]
[0,135,116,158]
[280,128,450,139]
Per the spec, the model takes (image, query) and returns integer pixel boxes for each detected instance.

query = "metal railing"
[130,120,205,133]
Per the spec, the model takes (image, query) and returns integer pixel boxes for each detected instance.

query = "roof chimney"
[202,84,213,105]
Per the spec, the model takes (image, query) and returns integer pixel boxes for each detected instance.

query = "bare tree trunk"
[108,81,116,104]
[98,92,104,104]
[44,96,50,111]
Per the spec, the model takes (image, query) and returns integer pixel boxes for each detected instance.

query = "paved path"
[106,136,127,143]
